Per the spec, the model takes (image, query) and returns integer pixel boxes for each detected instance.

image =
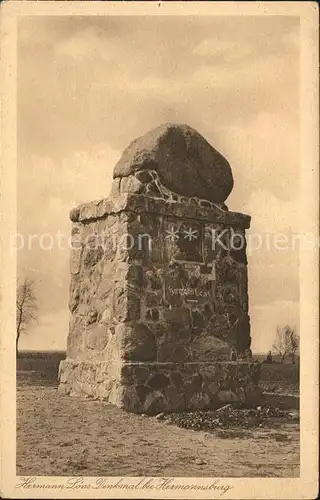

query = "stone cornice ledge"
[70,194,251,230]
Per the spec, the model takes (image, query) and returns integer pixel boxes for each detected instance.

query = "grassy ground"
[16,351,300,477]
[255,354,299,395]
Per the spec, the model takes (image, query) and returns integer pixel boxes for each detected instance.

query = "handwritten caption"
[15,476,234,496]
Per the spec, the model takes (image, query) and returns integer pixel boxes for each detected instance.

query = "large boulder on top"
[113,123,233,203]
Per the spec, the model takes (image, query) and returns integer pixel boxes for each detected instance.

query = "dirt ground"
[17,383,299,478]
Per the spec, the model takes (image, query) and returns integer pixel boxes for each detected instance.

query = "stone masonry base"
[58,359,262,414]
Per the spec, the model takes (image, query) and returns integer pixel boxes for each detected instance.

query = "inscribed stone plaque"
[163,218,203,263]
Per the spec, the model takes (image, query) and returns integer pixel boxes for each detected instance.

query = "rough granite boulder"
[113,123,234,203]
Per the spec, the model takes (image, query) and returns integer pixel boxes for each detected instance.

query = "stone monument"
[58,123,262,414]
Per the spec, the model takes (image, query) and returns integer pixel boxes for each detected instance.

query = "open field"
[16,351,65,387]
[17,351,299,477]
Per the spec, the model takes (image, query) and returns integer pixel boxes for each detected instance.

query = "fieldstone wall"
[59,123,261,413]
[59,360,262,414]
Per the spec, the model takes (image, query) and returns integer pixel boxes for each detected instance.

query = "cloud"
[243,188,300,235]
[19,308,69,351]
[223,110,299,210]
[249,255,299,308]
[18,144,120,220]
[193,39,254,61]
[54,26,117,62]
[251,300,299,352]
[238,187,300,313]
[17,145,120,313]
[18,15,299,160]
[191,49,297,91]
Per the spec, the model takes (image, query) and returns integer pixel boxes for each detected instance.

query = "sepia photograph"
[0,1,318,499]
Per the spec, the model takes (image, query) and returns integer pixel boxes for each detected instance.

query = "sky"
[17,15,300,352]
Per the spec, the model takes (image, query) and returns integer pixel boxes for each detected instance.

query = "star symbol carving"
[165,225,179,241]
[183,227,198,241]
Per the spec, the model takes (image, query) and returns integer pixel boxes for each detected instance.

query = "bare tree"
[272,325,299,364]
[16,277,37,355]
[273,326,287,363]
[286,326,299,364]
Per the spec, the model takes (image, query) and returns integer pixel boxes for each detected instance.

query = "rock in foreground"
[167,406,298,432]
